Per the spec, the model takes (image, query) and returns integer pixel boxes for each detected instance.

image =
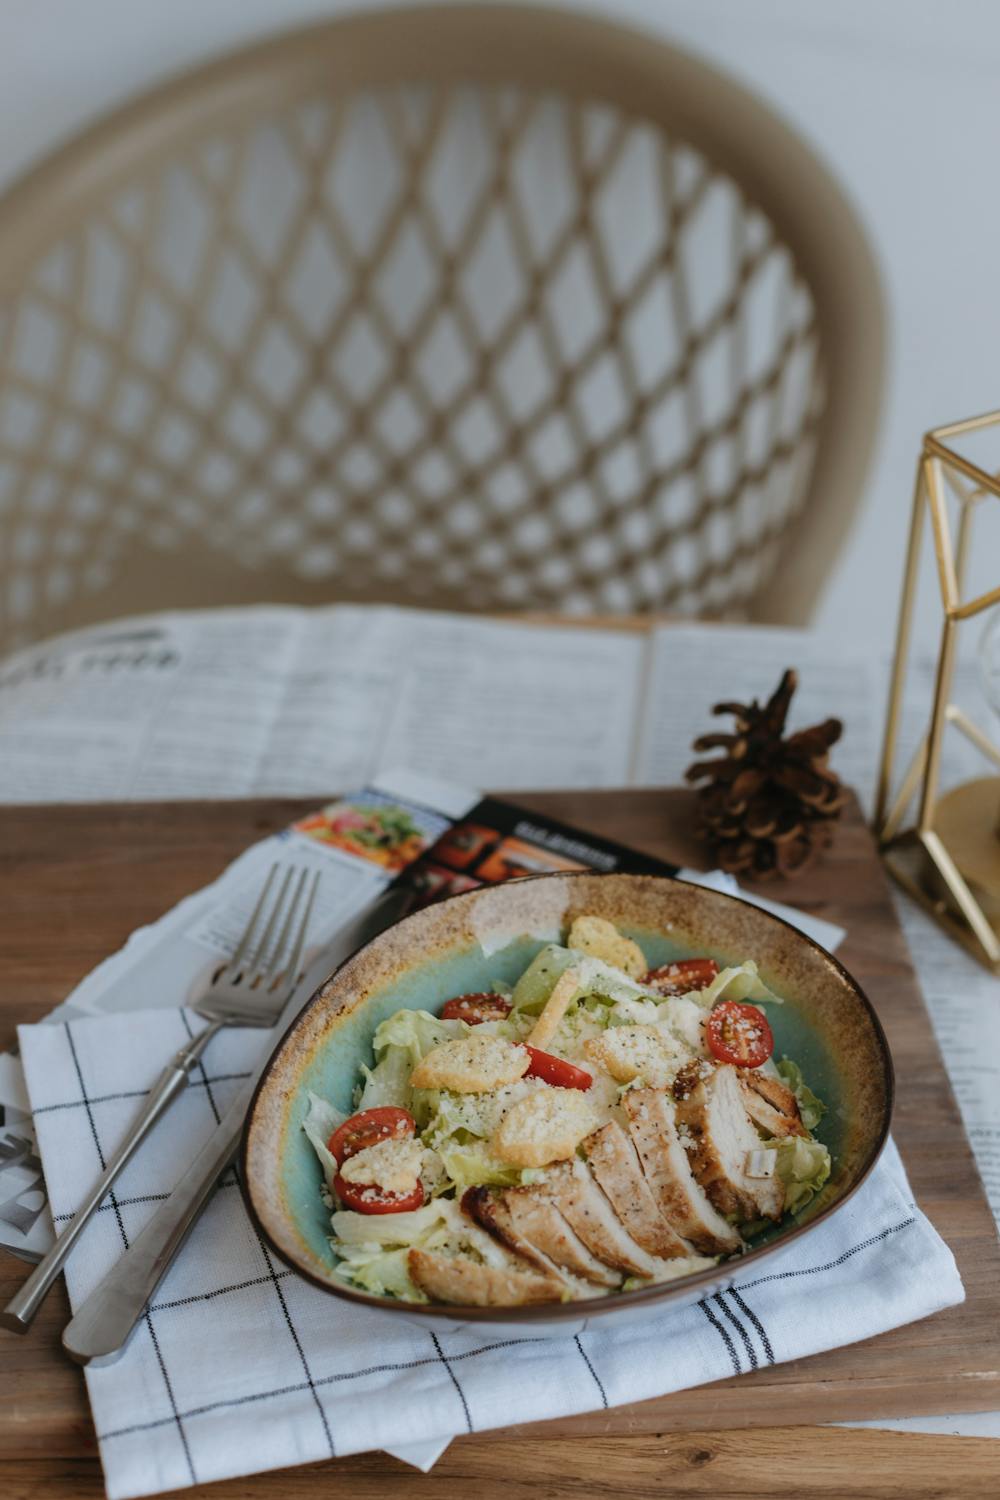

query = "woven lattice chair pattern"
[0,6,884,653]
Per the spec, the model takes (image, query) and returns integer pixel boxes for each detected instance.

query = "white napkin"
[19,1009,962,1500]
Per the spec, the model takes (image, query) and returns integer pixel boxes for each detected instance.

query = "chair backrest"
[0,5,884,653]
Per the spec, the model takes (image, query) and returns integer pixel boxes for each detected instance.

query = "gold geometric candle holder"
[875,408,1000,974]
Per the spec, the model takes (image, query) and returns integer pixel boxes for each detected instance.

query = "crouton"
[584,1025,687,1088]
[491,1087,597,1167]
[526,967,581,1050]
[567,915,647,979]
[337,1137,424,1195]
[409,1035,529,1093]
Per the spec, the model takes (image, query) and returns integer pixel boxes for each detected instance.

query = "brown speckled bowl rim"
[240,871,894,1323]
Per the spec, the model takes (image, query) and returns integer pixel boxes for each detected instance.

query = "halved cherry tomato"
[524,1045,592,1091]
[440,991,512,1025]
[705,1000,773,1069]
[326,1106,416,1166]
[333,1175,425,1215]
[643,958,720,995]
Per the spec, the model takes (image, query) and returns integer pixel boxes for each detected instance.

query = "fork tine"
[261,868,309,982]
[228,863,279,970]
[280,869,320,992]
[245,866,294,976]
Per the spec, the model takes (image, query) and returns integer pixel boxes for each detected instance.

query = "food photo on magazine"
[4,6,1000,1500]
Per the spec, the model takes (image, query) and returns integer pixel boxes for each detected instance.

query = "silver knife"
[61,883,416,1367]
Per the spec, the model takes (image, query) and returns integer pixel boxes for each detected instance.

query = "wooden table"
[2,789,1000,1500]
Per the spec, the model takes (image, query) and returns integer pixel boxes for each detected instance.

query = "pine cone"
[685,669,845,881]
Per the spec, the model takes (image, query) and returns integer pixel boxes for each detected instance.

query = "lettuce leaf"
[776,1058,827,1132]
[357,1008,466,1112]
[302,1091,348,1188]
[767,1135,832,1214]
[694,960,782,1008]
[418,1083,550,1189]
[333,1244,421,1300]
[511,943,650,1024]
[329,1196,519,1302]
[510,944,579,1012]
[435,1141,528,1191]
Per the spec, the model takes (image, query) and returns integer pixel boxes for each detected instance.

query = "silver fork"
[1,862,319,1333]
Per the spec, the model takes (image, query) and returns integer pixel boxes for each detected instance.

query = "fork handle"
[0,1020,224,1333]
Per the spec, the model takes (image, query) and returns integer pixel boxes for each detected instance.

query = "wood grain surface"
[1,788,999,1499]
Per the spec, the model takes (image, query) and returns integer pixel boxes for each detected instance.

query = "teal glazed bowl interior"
[242,872,893,1326]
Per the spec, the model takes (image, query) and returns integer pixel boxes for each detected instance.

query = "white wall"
[4,0,1000,650]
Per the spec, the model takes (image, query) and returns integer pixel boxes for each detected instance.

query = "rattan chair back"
[0,5,885,652]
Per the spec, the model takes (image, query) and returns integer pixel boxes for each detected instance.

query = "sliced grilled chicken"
[624,1088,742,1255]
[465,1184,620,1287]
[463,1185,553,1274]
[581,1120,692,1260]
[543,1159,680,1278]
[675,1063,785,1221]
[408,1249,563,1306]
[739,1069,807,1138]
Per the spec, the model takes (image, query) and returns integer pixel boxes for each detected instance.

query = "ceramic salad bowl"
[241,872,893,1334]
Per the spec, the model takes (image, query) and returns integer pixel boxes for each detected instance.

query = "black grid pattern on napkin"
[32,1008,942,1500]
[57,1015,613,1487]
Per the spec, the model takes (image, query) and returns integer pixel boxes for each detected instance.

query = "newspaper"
[0,606,986,809]
[1,605,997,1245]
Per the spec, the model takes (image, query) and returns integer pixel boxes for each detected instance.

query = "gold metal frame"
[875,408,1000,973]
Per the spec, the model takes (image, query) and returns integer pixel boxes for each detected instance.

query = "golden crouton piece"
[567,915,646,979]
[584,1025,687,1088]
[526,967,581,1050]
[492,1087,597,1167]
[409,1035,529,1093]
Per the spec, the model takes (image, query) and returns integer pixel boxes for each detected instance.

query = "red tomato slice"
[705,1000,773,1069]
[333,1175,425,1215]
[326,1106,416,1166]
[643,958,720,995]
[440,992,512,1025]
[524,1045,592,1090]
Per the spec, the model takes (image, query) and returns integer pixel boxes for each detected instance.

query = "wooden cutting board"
[2,788,1000,1500]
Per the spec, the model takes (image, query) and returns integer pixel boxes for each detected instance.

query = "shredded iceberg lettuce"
[692,960,782,1009]
[357,1008,466,1112]
[511,943,651,1022]
[329,1194,518,1300]
[418,1082,551,1189]
[302,1091,348,1189]
[301,924,834,1307]
[776,1057,827,1131]
[766,1135,832,1214]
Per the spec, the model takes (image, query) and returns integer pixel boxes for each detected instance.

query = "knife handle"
[60,1087,247,1366]
[0,1023,224,1335]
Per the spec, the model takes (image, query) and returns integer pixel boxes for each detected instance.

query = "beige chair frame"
[0,4,885,644]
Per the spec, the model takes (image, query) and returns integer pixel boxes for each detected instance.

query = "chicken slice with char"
[464,1184,620,1288]
[738,1069,807,1139]
[624,1088,742,1255]
[581,1120,692,1260]
[408,1249,563,1306]
[675,1063,785,1221]
[543,1158,682,1279]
